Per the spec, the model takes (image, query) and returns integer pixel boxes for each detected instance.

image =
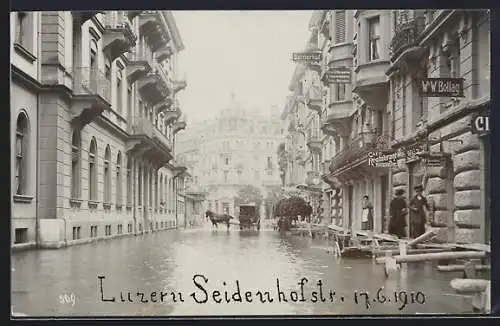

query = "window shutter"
[335,10,346,44]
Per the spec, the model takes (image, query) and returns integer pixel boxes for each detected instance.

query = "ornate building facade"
[176,93,283,218]
[11,11,190,250]
[281,9,490,244]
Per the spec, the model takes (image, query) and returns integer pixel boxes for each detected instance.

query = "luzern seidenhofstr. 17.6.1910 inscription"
[98,275,426,310]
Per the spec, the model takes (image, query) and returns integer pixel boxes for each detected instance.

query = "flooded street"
[12,226,474,316]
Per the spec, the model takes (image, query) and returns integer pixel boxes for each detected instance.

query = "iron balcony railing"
[389,17,425,59]
[156,65,173,89]
[72,67,111,103]
[329,133,377,171]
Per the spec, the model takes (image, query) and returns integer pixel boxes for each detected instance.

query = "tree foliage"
[234,185,263,209]
[274,195,311,218]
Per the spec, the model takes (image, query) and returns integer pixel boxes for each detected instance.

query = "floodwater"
[11,223,476,316]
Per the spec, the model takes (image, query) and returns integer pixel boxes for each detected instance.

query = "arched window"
[71,129,82,199]
[159,174,164,208]
[116,68,123,114]
[168,179,172,211]
[126,156,132,206]
[88,137,97,201]
[138,164,143,206]
[89,39,98,90]
[116,151,122,206]
[104,145,111,203]
[15,112,29,195]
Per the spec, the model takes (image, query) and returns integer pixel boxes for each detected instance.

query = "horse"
[205,210,233,231]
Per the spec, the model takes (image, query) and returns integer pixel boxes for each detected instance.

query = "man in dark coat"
[389,189,408,238]
[409,185,430,239]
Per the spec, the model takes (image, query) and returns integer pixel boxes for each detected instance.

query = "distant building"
[176,93,283,218]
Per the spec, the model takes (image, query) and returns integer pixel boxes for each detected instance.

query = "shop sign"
[367,142,426,167]
[471,112,490,135]
[323,67,351,84]
[426,158,442,167]
[419,78,464,97]
[292,51,322,63]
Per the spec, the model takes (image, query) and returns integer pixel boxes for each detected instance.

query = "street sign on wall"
[292,52,322,63]
[419,78,464,97]
[471,112,490,135]
[323,67,351,84]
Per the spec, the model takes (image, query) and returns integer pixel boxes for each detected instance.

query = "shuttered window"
[335,10,346,44]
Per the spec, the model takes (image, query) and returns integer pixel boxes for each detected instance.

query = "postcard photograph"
[10,9,491,317]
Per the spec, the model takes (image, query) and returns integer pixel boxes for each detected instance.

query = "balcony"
[127,116,173,164]
[173,120,187,134]
[72,11,103,25]
[173,80,187,94]
[126,51,153,84]
[328,132,383,182]
[139,11,170,51]
[153,97,173,115]
[320,101,354,137]
[389,17,426,64]
[306,135,322,153]
[164,103,182,125]
[137,72,169,106]
[70,67,111,127]
[306,85,323,114]
[102,14,137,61]
[156,44,174,62]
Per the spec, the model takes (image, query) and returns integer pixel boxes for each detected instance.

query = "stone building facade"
[282,9,490,243]
[10,11,190,250]
[176,93,283,218]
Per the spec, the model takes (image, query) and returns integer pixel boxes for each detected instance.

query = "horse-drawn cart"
[238,203,260,231]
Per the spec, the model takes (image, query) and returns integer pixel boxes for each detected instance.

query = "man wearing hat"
[409,184,430,238]
[389,189,408,238]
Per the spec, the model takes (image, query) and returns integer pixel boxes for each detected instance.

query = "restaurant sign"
[419,78,464,97]
[471,112,490,135]
[367,142,426,167]
[323,67,351,84]
[292,51,322,63]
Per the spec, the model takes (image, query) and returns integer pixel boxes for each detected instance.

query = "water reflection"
[11,228,473,316]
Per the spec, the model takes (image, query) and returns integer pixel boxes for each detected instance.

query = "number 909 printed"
[353,288,426,310]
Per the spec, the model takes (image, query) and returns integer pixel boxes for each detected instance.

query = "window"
[88,138,97,201]
[159,175,164,208]
[149,170,153,207]
[72,226,81,240]
[225,157,230,165]
[128,223,132,233]
[116,152,122,207]
[116,69,123,114]
[335,83,346,101]
[90,40,98,90]
[104,146,111,204]
[335,10,346,44]
[15,12,31,49]
[154,174,158,210]
[126,156,132,206]
[105,225,111,236]
[90,225,98,238]
[138,165,143,205]
[71,129,82,199]
[224,171,228,183]
[117,224,123,235]
[15,113,28,195]
[267,157,273,169]
[15,228,28,244]
[105,58,111,82]
[127,85,133,119]
[368,17,380,61]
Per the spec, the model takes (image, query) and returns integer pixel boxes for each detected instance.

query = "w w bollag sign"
[419,78,464,97]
